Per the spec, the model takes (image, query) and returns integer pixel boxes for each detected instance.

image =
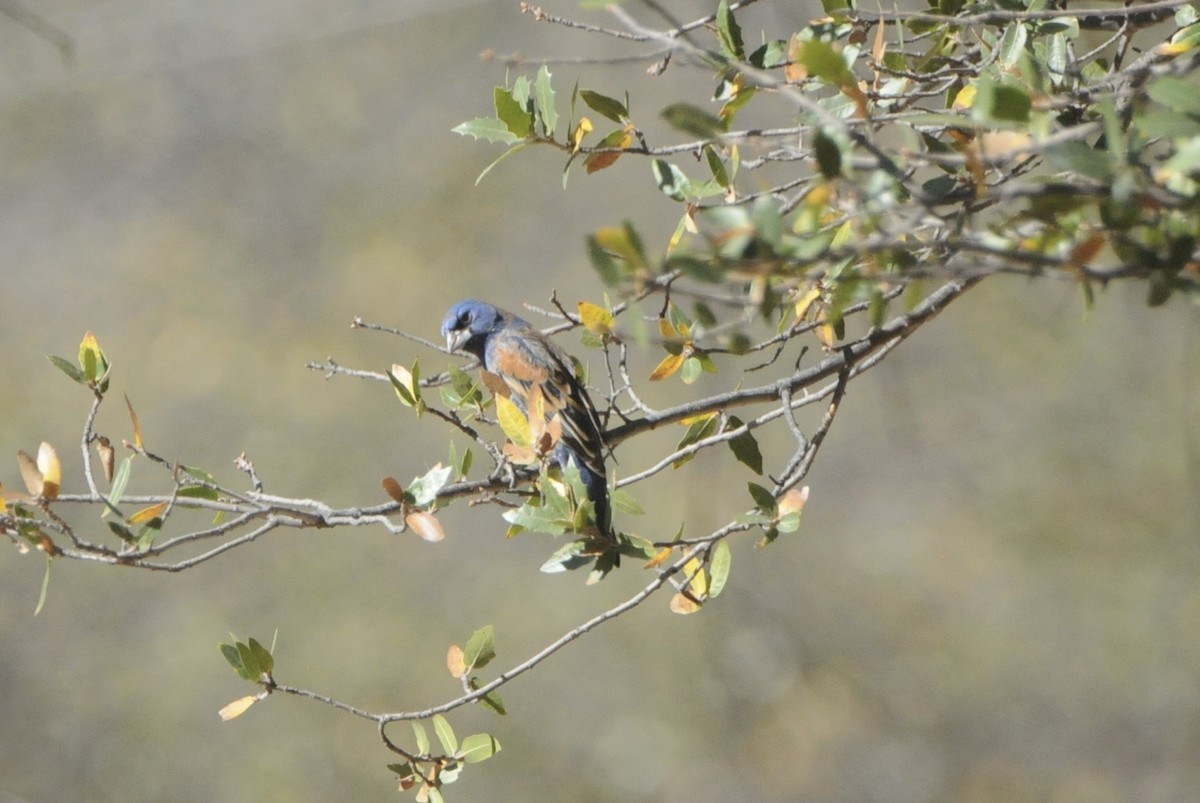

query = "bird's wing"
[486,324,608,477]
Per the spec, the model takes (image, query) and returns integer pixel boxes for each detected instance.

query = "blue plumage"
[441,300,613,538]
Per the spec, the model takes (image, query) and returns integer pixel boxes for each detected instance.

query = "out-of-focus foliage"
[4,1,1200,801]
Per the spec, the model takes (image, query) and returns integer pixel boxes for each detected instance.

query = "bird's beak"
[445,329,469,354]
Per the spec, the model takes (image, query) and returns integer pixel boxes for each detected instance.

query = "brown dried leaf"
[381,476,407,505]
[95,436,116,483]
[669,592,702,615]
[17,450,42,497]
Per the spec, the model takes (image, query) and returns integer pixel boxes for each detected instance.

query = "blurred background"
[1,2,1198,801]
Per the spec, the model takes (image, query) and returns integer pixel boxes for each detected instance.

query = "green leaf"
[997,23,1027,69]
[236,641,262,679]
[220,643,246,677]
[459,733,502,763]
[660,103,725,139]
[511,75,531,108]
[813,129,842,179]
[681,356,702,384]
[412,722,431,755]
[475,141,530,185]
[407,464,452,508]
[748,39,789,68]
[248,637,274,675]
[494,87,533,138]
[587,234,622,286]
[34,556,51,616]
[777,511,803,533]
[535,64,558,136]
[652,159,691,202]
[103,456,133,519]
[704,145,730,189]
[432,714,458,755]
[579,89,628,123]
[106,520,136,543]
[674,413,720,468]
[452,117,521,145]
[541,468,574,521]
[987,84,1031,123]
[504,500,570,536]
[795,39,856,90]
[540,539,593,573]
[1147,76,1200,117]
[748,482,777,515]
[181,465,216,484]
[47,354,84,384]
[610,488,644,515]
[726,417,763,474]
[715,0,745,59]
[1045,142,1113,181]
[463,625,496,671]
[477,687,507,715]
[708,541,731,599]
[177,484,220,500]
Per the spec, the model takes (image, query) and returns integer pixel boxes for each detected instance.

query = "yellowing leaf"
[495,394,532,448]
[644,546,674,569]
[683,556,708,599]
[78,331,107,384]
[406,510,446,542]
[124,394,144,450]
[578,301,615,336]
[953,84,977,110]
[649,352,685,381]
[570,116,593,153]
[129,501,168,525]
[390,363,417,404]
[658,317,679,339]
[17,450,43,497]
[816,315,837,350]
[979,130,1031,156]
[669,592,702,614]
[447,644,467,678]
[218,695,258,721]
[36,442,61,500]
[793,285,823,321]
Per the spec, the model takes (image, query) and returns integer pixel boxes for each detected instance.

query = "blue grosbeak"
[441,300,613,539]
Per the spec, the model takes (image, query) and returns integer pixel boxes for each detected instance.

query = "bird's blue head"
[441,300,505,359]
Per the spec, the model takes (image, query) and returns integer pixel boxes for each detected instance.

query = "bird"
[441,300,614,542]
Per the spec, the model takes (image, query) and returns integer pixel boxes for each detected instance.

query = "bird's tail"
[581,465,612,538]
